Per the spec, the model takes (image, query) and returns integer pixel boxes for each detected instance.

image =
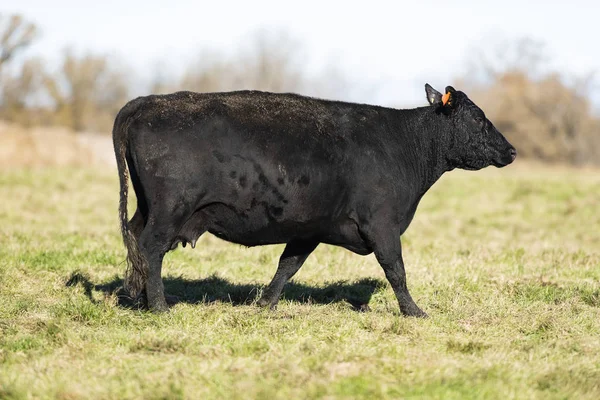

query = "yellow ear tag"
[442,92,451,106]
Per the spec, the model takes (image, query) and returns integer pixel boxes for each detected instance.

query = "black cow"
[113,84,516,317]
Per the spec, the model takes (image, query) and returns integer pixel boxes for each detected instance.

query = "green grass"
[1,163,599,399]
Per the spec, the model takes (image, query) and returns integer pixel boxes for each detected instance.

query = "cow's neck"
[390,106,454,196]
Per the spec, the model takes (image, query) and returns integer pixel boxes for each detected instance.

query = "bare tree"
[463,37,548,85]
[237,30,305,92]
[0,14,41,124]
[44,51,129,132]
[180,30,340,96]
[177,29,363,103]
[181,51,240,93]
[0,14,37,70]
[0,57,45,126]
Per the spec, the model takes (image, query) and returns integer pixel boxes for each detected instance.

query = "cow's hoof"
[149,300,169,313]
[150,304,169,313]
[357,304,371,312]
[412,310,429,318]
[401,305,428,318]
[256,297,277,310]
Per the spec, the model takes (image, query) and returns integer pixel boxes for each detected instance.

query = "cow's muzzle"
[493,147,517,167]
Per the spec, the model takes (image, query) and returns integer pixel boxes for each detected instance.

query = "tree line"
[1,14,598,166]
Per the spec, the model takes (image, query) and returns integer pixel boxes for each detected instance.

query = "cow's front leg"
[368,232,427,318]
[257,239,319,309]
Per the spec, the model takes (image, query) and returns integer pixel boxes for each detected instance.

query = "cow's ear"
[442,86,457,108]
[425,83,442,106]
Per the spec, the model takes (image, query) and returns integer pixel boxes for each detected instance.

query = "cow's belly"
[185,202,371,255]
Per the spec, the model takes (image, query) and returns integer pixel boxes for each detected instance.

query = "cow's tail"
[113,102,147,299]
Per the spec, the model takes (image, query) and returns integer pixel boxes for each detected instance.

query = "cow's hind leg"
[124,208,146,304]
[137,209,186,312]
[128,208,182,305]
[257,239,319,309]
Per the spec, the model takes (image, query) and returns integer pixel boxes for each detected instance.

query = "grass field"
[1,163,599,399]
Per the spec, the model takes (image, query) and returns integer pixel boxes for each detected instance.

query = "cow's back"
[129,90,385,140]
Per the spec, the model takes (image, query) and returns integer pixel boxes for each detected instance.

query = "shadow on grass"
[66,272,386,311]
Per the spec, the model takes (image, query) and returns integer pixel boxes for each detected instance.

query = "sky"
[4,0,600,108]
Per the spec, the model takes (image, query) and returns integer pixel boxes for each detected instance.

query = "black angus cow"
[113,84,516,317]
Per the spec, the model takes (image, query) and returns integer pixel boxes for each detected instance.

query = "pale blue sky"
[4,0,599,107]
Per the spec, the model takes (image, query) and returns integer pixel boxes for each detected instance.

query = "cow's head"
[425,84,516,170]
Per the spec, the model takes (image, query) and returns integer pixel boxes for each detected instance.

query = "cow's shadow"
[66,272,386,311]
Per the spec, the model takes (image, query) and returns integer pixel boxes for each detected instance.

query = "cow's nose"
[509,147,517,162]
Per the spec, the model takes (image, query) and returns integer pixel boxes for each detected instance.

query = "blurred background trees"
[1,13,599,166]
[459,38,600,166]
[0,14,37,69]
[43,52,130,132]
[0,14,42,127]
[178,31,305,94]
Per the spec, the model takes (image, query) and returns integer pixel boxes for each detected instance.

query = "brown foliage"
[461,39,600,166]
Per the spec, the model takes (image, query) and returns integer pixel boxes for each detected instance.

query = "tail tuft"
[113,106,148,299]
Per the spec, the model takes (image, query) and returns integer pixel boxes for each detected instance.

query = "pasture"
[0,163,599,399]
